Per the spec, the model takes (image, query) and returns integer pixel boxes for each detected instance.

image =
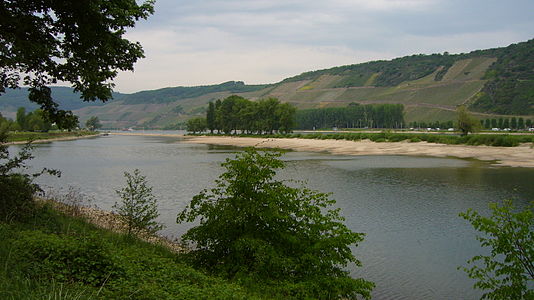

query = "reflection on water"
[13,134,534,300]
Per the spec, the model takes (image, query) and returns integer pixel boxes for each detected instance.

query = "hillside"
[0,87,124,119]
[1,39,532,128]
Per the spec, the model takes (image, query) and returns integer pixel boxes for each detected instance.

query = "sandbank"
[7,133,102,145]
[182,135,534,168]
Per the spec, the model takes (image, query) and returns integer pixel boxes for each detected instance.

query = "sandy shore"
[182,136,534,168]
[7,133,102,145]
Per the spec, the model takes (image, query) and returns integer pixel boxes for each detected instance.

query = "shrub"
[460,200,533,299]
[0,129,59,221]
[113,169,163,236]
[12,230,121,286]
[177,149,374,299]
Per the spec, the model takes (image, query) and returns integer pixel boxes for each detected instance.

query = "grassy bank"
[6,130,98,143]
[0,202,264,300]
[191,132,534,147]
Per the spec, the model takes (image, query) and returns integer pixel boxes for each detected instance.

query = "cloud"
[115,28,391,92]
[114,0,534,93]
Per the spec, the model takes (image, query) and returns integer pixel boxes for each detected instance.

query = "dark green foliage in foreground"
[460,201,534,300]
[177,149,374,299]
[0,205,256,300]
[0,130,59,221]
[0,0,154,124]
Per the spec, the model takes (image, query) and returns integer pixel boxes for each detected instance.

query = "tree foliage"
[0,129,59,221]
[460,200,533,300]
[177,149,374,299]
[85,116,102,131]
[209,96,296,134]
[0,0,155,124]
[471,39,534,115]
[186,117,207,134]
[113,169,163,236]
[457,105,480,136]
[12,107,59,132]
[296,103,405,129]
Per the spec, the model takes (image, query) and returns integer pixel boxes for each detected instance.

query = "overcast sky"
[113,0,534,93]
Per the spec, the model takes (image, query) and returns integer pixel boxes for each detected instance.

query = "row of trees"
[408,120,454,129]
[188,96,296,134]
[481,117,533,130]
[0,108,53,132]
[295,103,405,129]
[0,108,81,132]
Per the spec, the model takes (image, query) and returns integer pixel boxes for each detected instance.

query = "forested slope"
[1,40,532,128]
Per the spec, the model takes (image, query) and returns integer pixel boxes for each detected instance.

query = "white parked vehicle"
[492,128,500,131]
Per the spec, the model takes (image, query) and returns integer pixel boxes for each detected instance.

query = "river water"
[13,133,534,299]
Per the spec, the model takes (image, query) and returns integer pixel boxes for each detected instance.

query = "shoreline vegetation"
[1,198,262,299]
[40,198,184,253]
[6,130,101,144]
[110,132,534,168]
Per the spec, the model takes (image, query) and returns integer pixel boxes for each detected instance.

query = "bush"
[11,230,121,286]
[0,129,59,221]
[0,174,37,221]
[177,148,374,299]
[460,200,534,300]
[113,169,163,236]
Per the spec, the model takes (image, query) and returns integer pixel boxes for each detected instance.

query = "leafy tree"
[85,116,102,131]
[484,119,491,129]
[113,169,163,236]
[460,200,533,300]
[503,118,510,129]
[206,102,215,133]
[177,149,374,299]
[186,117,207,134]
[491,119,498,128]
[511,117,517,129]
[456,105,480,136]
[526,119,533,128]
[276,102,296,134]
[0,129,60,221]
[0,0,155,124]
[518,117,525,130]
[16,107,27,131]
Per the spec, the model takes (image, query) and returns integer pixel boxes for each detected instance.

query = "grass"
[7,131,98,143]
[0,203,264,300]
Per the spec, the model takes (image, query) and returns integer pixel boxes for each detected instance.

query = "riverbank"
[182,135,534,168]
[6,131,101,145]
[40,198,183,253]
[0,200,258,299]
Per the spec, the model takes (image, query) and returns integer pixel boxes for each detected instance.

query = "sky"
[113,0,534,93]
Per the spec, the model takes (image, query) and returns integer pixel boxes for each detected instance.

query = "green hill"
[1,39,533,128]
[0,87,124,119]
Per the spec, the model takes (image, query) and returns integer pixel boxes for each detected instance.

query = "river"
[13,133,534,299]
